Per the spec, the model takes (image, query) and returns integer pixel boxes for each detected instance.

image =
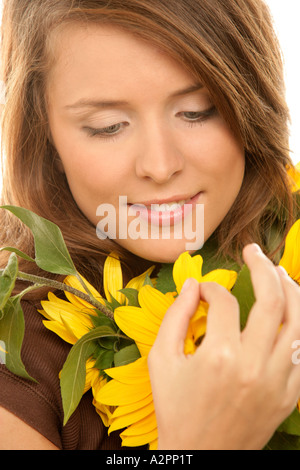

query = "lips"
[128,192,202,227]
[128,192,201,209]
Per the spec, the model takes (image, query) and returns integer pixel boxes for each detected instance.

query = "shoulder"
[0,300,122,449]
[0,299,71,448]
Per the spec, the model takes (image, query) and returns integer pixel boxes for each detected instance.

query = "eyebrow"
[64,83,204,110]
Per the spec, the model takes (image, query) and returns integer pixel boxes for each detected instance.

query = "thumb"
[153,277,201,356]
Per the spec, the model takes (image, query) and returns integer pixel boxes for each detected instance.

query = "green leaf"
[231,264,255,330]
[143,274,154,287]
[60,325,120,425]
[119,287,139,307]
[277,408,300,436]
[194,234,239,274]
[0,246,35,263]
[91,310,117,330]
[1,205,77,276]
[265,431,300,450]
[155,234,240,294]
[0,252,18,310]
[0,340,7,364]
[114,343,141,367]
[94,347,115,372]
[98,335,116,350]
[0,296,36,381]
[60,340,96,426]
[155,263,175,294]
[104,292,123,311]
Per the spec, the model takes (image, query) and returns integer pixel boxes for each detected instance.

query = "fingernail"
[251,243,262,253]
[180,278,192,294]
[277,265,288,277]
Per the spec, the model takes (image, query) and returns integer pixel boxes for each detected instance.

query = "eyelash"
[180,106,217,126]
[84,106,217,140]
[84,122,128,140]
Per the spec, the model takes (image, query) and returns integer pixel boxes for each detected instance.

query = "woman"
[0,0,299,450]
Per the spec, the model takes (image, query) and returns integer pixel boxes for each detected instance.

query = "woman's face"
[47,24,245,263]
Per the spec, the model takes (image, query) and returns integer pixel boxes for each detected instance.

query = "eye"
[84,122,128,138]
[183,111,205,120]
[178,106,217,124]
[100,123,122,134]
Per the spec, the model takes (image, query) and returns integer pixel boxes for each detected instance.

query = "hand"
[147,244,300,450]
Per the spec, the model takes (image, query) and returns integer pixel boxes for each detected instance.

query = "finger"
[241,244,285,356]
[200,281,241,345]
[153,277,201,357]
[275,266,300,327]
[275,268,300,409]
[272,266,300,376]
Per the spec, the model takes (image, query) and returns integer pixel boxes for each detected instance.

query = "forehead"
[46,22,197,101]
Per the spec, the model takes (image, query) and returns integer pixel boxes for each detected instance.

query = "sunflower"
[278,219,300,412]
[39,252,155,424]
[287,162,300,192]
[279,219,300,285]
[97,251,238,449]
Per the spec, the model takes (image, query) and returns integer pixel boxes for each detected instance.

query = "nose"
[135,121,184,184]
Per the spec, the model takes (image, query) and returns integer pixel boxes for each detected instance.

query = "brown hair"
[0,0,297,294]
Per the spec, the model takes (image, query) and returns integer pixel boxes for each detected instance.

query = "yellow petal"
[98,379,152,406]
[42,320,77,344]
[40,294,93,341]
[296,162,300,185]
[183,301,208,354]
[120,426,158,448]
[83,358,99,394]
[138,285,174,324]
[98,358,151,406]
[61,312,93,340]
[191,315,207,341]
[149,439,158,450]
[120,411,157,436]
[202,269,237,290]
[94,404,115,428]
[40,292,74,321]
[279,219,300,284]
[109,401,155,434]
[125,265,156,291]
[184,335,197,355]
[114,306,159,349]
[104,356,150,384]
[173,251,203,293]
[135,343,152,356]
[111,394,153,418]
[92,374,115,427]
[64,274,105,310]
[103,252,125,305]
[287,162,300,192]
[40,293,94,329]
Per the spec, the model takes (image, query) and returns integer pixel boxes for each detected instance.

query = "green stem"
[2,270,115,321]
[75,272,96,300]
[17,284,42,298]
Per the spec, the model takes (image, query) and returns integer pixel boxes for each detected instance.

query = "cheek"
[213,139,245,188]
[54,134,113,195]
[190,123,245,185]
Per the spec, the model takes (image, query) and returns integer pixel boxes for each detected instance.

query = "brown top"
[0,300,123,450]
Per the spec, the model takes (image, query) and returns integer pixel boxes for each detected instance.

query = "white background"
[264,0,300,164]
[0,0,299,194]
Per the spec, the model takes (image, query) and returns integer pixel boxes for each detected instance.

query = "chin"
[118,238,201,264]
